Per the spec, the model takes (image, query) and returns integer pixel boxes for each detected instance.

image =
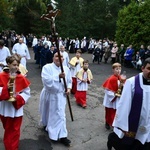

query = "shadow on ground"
[19,135,52,150]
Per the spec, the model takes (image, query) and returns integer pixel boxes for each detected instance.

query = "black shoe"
[43,126,46,130]
[43,126,48,133]
[59,137,71,146]
[50,139,58,144]
[105,123,110,130]
[82,104,87,109]
[107,141,112,150]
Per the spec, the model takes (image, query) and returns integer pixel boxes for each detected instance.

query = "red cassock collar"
[0,72,30,93]
[102,75,120,92]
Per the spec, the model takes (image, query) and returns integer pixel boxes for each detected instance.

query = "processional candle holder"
[8,74,16,102]
[115,71,126,97]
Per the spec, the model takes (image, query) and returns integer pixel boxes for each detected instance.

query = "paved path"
[0,49,139,150]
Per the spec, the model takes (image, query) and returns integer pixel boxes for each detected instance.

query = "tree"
[57,0,120,39]
[1,0,131,39]
[56,0,82,38]
[0,0,13,31]
[115,0,150,50]
[12,0,49,35]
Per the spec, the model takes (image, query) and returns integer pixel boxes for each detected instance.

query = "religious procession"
[0,0,150,150]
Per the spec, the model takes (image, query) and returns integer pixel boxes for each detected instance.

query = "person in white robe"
[88,38,95,53]
[59,37,63,49]
[60,45,70,67]
[81,37,87,52]
[32,36,38,48]
[0,40,11,72]
[39,52,72,146]
[43,37,52,48]
[12,38,31,69]
[69,49,84,94]
[75,37,80,52]
[21,34,27,44]
[107,58,150,150]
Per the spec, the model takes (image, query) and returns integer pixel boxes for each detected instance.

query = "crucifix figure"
[40,3,60,35]
[50,0,58,9]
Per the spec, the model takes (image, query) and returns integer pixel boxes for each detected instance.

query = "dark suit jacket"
[46,50,57,63]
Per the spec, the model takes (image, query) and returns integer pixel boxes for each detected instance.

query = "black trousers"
[107,132,150,150]
[93,55,100,64]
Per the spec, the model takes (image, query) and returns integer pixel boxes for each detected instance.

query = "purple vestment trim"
[128,74,143,132]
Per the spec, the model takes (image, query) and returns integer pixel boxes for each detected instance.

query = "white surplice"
[70,62,82,78]
[103,89,120,109]
[12,43,31,68]
[77,72,88,91]
[113,72,150,144]
[0,87,30,117]
[39,63,72,140]
[60,51,70,67]
[0,46,11,72]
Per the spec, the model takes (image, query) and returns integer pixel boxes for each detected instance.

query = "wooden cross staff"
[41,4,74,121]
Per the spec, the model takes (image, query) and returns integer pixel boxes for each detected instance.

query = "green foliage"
[57,0,82,38]
[13,0,47,11]
[57,0,120,39]
[12,0,49,35]
[4,0,148,42]
[0,0,13,31]
[115,0,150,50]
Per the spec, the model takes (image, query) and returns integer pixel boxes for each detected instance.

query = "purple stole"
[128,74,143,132]
[123,74,143,144]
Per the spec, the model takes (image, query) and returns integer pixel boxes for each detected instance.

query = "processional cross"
[40,1,60,35]
[40,1,74,121]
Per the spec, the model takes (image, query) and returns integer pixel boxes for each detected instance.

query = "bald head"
[53,52,64,66]
[59,45,65,52]
[19,38,23,44]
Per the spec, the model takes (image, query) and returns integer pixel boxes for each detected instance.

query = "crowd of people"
[1,31,150,69]
[30,35,150,71]
[0,31,150,150]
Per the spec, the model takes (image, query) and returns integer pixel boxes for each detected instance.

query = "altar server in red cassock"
[69,49,84,94]
[75,60,93,108]
[102,63,122,130]
[0,54,30,150]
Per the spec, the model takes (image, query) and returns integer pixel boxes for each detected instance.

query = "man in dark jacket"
[46,45,56,64]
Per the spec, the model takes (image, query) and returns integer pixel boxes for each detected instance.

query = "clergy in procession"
[39,52,72,146]
[15,54,28,77]
[60,45,70,67]
[0,40,11,72]
[0,54,30,150]
[75,60,93,108]
[102,63,122,130]
[12,37,31,69]
[107,58,150,150]
[69,49,84,94]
